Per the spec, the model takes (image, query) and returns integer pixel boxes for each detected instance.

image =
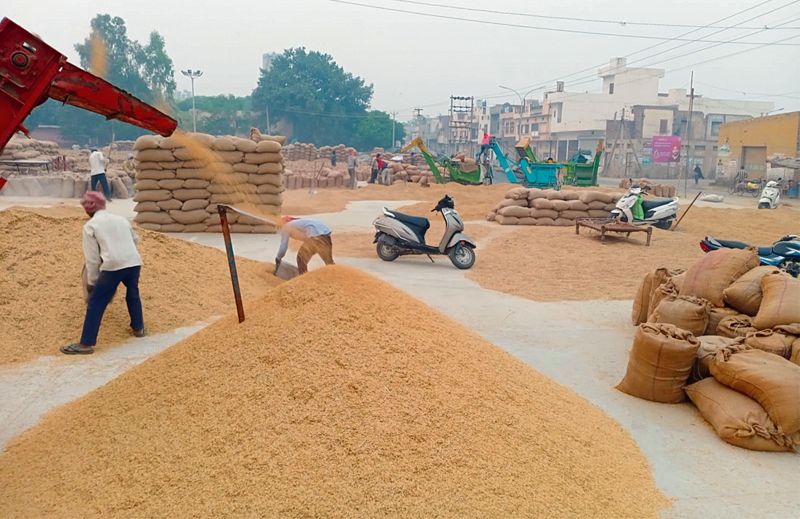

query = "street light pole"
[181,69,203,132]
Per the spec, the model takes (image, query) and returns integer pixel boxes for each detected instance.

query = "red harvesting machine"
[0,17,177,159]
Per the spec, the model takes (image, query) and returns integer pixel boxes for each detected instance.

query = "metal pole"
[683,71,694,198]
[266,103,271,134]
[391,111,396,149]
[218,205,245,323]
[190,76,197,133]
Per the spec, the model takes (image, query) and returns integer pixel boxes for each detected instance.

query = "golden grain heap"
[0,208,280,365]
[0,265,667,518]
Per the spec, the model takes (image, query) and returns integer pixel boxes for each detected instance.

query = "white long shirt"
[83,210,142,285]
[89,151,107,175]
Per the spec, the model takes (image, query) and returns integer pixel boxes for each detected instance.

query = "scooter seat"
[641,198,674,211]
[714,238,773,256]
[386,210,430,241]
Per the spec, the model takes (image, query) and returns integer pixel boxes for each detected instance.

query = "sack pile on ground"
[0,137,59,165]
[622,249,800,452]
[132,132,282,233]
[281,143,356,162]
[283,162,350,189]
[387,161,435,185]
[486,187,622,226]
[619,178,678,198]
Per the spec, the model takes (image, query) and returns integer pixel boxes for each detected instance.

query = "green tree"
[176,95,255,136]
[353,111,404,150]
[251,48,373,145]
[26,14,177,145]
[138,31,177,100]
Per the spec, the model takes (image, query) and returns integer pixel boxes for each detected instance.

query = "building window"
[609,82,615,94]
[522,124,529,134]
[710,121,722,138]
[659,119,668,134]
[531,123,539,131]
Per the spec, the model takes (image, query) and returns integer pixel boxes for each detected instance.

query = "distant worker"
[369,153,380,184]
[122,153,136,179]
[693,164,704,185]
[275,216,335,275]
[331,153,337,168]
[476,132,491,161]
[61,191,144,355]
[347,149,358,189]
[369,153,385,184]
[89,148,112,200]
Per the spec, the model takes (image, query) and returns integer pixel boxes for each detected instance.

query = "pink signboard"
[652,135,681,163]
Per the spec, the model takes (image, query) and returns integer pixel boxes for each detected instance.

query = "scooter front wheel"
[448,244,476,269]
[376,242,400,262]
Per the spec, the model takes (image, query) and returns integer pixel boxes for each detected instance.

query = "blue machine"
[488,137,562,189]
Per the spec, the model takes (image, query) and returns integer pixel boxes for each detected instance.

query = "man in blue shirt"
[275,216,335,274]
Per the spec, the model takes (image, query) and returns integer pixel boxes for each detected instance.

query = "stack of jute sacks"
[282,143,318,161]
[0,137,59,165]
[487,187,621,225]
[619,248,800,452]
[619,178,678,198]
[132,132,282,233]
[386,162,435,185]
[283,163,348,189]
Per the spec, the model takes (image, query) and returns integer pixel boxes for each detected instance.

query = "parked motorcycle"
[758,180,781,209]
[610,185,679,230]
[373,195,477,269]
[700,235,800,277]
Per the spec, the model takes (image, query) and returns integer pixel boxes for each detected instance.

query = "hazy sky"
[6,0,800,119]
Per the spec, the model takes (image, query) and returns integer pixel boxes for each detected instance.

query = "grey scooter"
[372,195,477,269]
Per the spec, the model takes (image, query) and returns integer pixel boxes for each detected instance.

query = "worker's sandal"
[60,343,94,355]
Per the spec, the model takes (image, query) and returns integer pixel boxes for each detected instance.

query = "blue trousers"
[80,266,143,346]
[90,173,112,200]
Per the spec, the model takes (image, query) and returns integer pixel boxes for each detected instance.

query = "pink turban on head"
[81,191,107,213]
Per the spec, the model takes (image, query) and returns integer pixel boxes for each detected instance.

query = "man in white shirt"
[88,148,112,200]
[275,216,334,275]
[61,191,144,354]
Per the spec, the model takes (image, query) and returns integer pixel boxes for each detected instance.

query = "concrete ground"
[1,197,798,518]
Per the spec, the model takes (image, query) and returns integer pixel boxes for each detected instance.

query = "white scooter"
[610,185,679,230]
[758,180,781,209]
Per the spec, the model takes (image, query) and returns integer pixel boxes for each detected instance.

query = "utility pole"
[391,110,397,149]
[265,103,271,134]
[683,71,695,198]
[604,108,625,177]
[181,69,203,132]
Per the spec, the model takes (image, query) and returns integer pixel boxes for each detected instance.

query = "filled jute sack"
[723,265,780,316]
[680,248,760,307]
[650,294,711,337]
[753,272,800,330]
[617,323,700,403]
[744,329,796,359]
[498,205,531,218]
[505,187,530,200]
[632,267,684,325]
[705,306,740,335]
[711,347,800,436]
[647,280,678,319]
[685,378,799,452]
[692,336,746,381]
[717,314,757,338]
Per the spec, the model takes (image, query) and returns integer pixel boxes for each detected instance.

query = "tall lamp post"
[181,69,203,132]
[498,85,539,137]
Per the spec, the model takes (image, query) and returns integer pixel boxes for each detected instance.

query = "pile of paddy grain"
[0,266,667,518]
[0,208,279,365]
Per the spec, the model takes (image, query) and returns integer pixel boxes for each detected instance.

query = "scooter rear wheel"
[376,242,400,262]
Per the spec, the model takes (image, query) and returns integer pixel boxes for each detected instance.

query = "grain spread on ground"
[468,205,800,301]
[0,208,280,365]
[0,266,667,518]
